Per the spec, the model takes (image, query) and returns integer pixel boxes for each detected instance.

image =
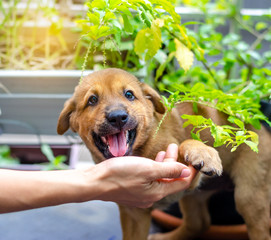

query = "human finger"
[163,143,178,163]
[149,161,191,180]
[155,151,166,162]
[159,165,198,195]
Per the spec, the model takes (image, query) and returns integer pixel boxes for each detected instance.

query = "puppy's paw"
[180,140,223,177]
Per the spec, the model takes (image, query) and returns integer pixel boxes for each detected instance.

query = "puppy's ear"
[57,98,75,135]
[141,83,165,114]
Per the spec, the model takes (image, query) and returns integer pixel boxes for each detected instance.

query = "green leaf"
[103,11,116,22]
[255,22,267,31]
[247,50,261,60]
[249,118,261,130]
[236,131,245,136]
[152,0,181,23]
[0,145,10,157]
[87,25,116,40]
[244,140,258,153]
[155,52,175,81]
[181,114,208,127]
[134,23,162,61]
[0,145,20,165]
[192,102,198,114]
[191,132,201,141]
[138,6,152,28]
[174,39,194,72]
[116,5,132,16]
[98,26,113,37]
[87,12,100,25]
[233,119,244,130]
[191,82,205,92]
[109,0,122,9]
[121,14,133,33]
[231,146,238,152]
[90,0,106,9]
[41,144,55,162]
[211,125,225,147]
[248,131,259,144]
[87,25,99,40]
[54,155,67,165]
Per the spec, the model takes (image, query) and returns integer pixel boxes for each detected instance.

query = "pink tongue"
[107,131,127,157]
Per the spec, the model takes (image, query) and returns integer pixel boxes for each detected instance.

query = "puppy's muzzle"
[92,108,137,159]
[106,110,129,129]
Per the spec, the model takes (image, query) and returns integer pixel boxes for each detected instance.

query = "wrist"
[76,164,112,202]
[80,162,122,203]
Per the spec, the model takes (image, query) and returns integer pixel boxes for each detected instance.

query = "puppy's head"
[57,68,165,162]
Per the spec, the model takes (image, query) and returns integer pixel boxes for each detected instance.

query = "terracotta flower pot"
[151,209,271,240]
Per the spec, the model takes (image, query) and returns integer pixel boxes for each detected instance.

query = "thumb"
[150,162,191,180]
[159,166,198,196]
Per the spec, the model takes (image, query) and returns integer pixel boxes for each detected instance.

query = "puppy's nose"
[107,110,128,129]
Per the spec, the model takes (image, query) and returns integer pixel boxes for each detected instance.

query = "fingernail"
[180,169,191,178]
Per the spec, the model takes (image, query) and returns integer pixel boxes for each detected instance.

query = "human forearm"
[0,168,101,213]
[0,145,196,213]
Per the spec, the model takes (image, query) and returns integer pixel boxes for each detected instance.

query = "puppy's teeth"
[126,130,130,144]
[101,136,107,144]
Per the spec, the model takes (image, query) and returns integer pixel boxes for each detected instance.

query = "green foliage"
[152,0,270,152]
[134,22,162,61]
[76,0,203,76]
[162,82,270,152]
[41,144,69,170]
[166,83,270,129]
[181,115,259,152]
[0,145,20,167]
[0,144,69,170]
[1,0,271,153]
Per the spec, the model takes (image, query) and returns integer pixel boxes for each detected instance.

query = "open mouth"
[92,128,137,159]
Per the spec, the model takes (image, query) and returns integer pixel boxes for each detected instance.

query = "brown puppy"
[57,68,271,240]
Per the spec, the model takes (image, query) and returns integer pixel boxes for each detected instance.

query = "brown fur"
[57,68,271,240]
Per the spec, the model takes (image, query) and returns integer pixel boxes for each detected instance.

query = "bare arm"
[0,144,196,213]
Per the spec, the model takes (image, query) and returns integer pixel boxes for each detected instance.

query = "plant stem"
[234,16,259,37]
[249,25,271,51]
[103,38,107,67]
[80,41,92,84]
[201,59,223,90]
[154,110,168,138]
[227,81,249,94]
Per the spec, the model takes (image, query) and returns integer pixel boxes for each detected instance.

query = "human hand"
[154,143,198,183]
[91,144,197,208]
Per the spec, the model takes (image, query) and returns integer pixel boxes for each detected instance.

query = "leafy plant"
[0,145,20,167]
[1,0,270,153]
[0,144,69,170]
[41,144,69,170]
[162,83,270,152]
[78,0,271,152]
[76,0,203,81]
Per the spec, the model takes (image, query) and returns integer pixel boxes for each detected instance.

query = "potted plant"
[0,143,80,170]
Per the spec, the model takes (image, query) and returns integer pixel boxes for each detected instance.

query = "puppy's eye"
[125,90,135,101]
[88,95,98,106]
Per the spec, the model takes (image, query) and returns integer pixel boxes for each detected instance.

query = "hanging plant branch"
[77,0,271,153]
[158,83,271,152]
